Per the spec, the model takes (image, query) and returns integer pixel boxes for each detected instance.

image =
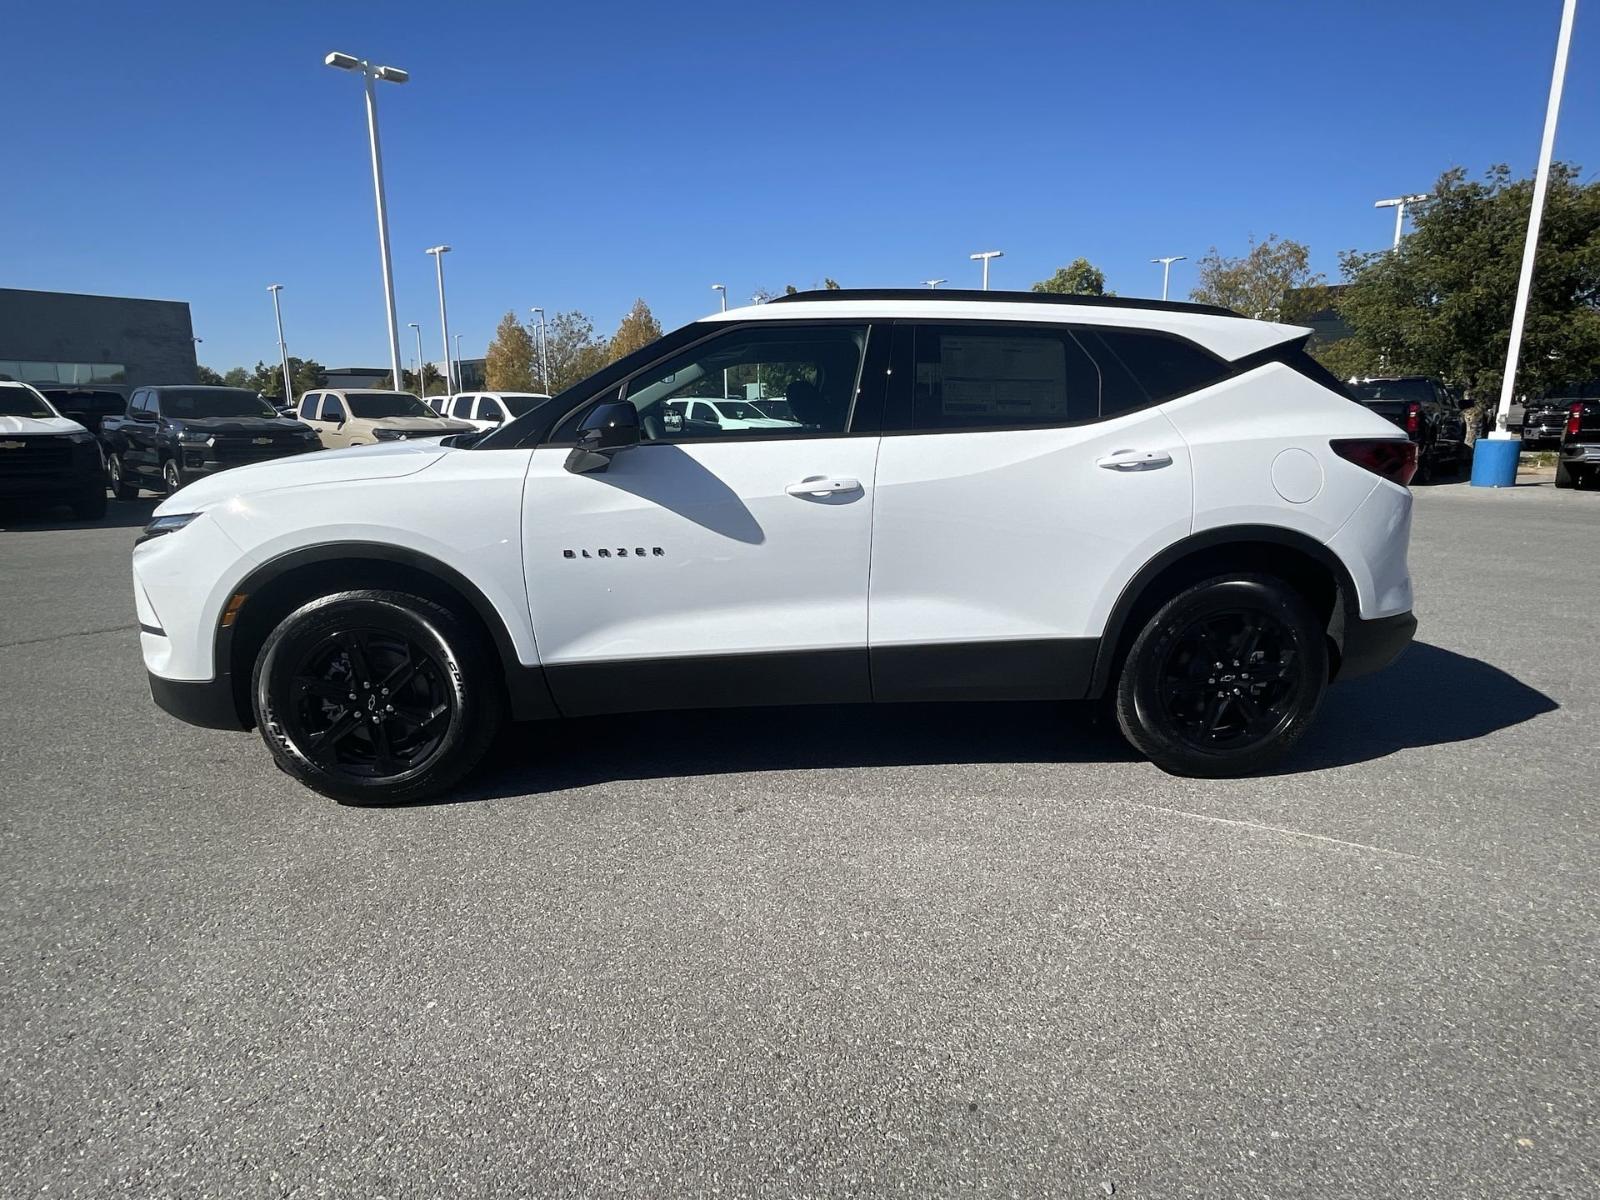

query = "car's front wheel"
[1115,574,1328,778]
[251,589,504,805]
[161,458,183,496]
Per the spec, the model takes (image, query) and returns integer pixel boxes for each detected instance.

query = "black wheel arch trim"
[220,541,558,725]
[1087,524,1365,698]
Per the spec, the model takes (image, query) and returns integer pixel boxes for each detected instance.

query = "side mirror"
[564,400,640,475]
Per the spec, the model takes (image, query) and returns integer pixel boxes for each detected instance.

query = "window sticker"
[938,336,1067,418]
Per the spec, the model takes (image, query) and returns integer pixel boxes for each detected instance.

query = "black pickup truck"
[1348,376,1470,483]
[1556,399,1600,489]
[99,386,322,498]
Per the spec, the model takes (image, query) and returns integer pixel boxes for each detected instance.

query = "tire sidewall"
[252,591,494,804]
[1119,575,1328,777]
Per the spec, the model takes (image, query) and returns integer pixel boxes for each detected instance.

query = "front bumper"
[0,440,104,500]
[148,671,250,730]
[178,441,319,476]
[1338,610,1417,680]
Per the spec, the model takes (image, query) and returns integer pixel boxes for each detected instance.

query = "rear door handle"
[785,477,863,498]
[1096,448,1173,472]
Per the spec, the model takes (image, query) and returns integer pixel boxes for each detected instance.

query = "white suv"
[131,290,1417,804]
[439,391,554,431]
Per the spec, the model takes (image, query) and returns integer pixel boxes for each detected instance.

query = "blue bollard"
[1470,437,1522,487]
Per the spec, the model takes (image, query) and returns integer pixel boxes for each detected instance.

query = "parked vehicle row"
[1347,376,1470,483]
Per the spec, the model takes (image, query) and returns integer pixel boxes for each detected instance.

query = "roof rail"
[767,287,1243,319]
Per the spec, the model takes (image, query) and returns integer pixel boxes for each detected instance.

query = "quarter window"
[1080,328,1228,412]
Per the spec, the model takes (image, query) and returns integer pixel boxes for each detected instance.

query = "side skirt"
[540,639,1100,718]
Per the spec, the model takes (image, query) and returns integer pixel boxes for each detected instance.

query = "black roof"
[768,288,1243,319]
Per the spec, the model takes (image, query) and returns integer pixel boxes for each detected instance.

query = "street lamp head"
[923,279,947,288]
[1374,194,1428,209]
[1151,255,1187,265]
[425,244,451,255]
[408,322,420,330]
[970,250,1003,261]
[374,65,408,84]
[324,51,361,70]
[267,283,283,293]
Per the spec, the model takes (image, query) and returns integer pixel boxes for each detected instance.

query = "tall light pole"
[1485,0,1579,467]
[407,322,423,388]
[1150,255,1186,301]
[530,307,548,391]
[324,51,408,391]
[970,250,1003,290]
[425,245,453,394]
[923,278,947,289]
[1373,194,1429,249]
[267,284,294,406]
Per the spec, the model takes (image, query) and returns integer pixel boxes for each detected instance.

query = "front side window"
[476,398,506,424]
[622,324,867,441]
[451,395,475,419]
[321,397,347,422]
[910,325,1100,430]
[344,392,431,419]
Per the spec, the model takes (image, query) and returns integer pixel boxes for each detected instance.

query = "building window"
[0,360,127,385]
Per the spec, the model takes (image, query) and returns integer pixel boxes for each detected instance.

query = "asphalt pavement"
[1,480,1596,1197]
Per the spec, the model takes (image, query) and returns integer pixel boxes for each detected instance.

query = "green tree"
[1330,163,1600,404]
[402,363,447,396]
[541,310,608,393]
[222,367,250,389]
[484,311,538,391]
[245,357,324,402]
[608,298,663,362]
[823,278,841,290]
[784,284,799,296]
[1032,258,1109,296]
[1189,235,1325,320]
[196,365,225,385]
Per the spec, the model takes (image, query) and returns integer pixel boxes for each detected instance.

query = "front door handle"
[785,477,863,498]
[1096,448,1173,472]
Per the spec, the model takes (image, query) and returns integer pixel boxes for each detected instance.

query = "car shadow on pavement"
[1271,640,1557,772]
[0,497,157,532]
[448,642,1554,804]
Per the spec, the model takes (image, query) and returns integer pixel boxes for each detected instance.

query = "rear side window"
[451,395,475,419]
[909,325,1100,429]
[1078,328,1229,415]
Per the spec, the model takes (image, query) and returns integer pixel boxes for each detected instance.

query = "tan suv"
[295,389,474,448]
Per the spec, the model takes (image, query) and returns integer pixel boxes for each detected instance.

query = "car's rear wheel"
[1115,574,1328,778]
[1554,458,1576,489]
[161,458,183,496]
[251,589,503,805]
[106,453,139,500]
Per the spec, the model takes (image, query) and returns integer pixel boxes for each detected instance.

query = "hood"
[0,414,88,436]
[365,416,476,431]
[168,416,310,434]
[154,439,453,516]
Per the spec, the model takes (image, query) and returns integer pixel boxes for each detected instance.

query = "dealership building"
[0,287,198,390]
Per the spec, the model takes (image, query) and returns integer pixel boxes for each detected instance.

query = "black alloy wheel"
[1115,574,1328,778]
[253,589,503,805]
[1153,609,1302,753]
[107,453,139,500]
[162,458,183,496]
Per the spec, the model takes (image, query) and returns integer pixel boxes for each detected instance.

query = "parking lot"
[1,480,1596,1197]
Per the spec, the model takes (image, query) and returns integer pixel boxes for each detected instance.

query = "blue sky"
[5,1,1596,373]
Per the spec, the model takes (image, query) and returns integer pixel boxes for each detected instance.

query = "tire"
[1115,574,1329,778]
[106,453,140,500]
[161,458,183,496]
[70,487,108,520]
[1554,458,1575,489]
[251,589,503,805]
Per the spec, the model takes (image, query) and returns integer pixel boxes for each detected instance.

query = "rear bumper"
[1560,442,1600,464]
[1338,610,1416,681]
[147,671,250,731]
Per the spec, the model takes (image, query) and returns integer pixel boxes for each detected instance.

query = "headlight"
[138,513,202,544]
[66,430,97,444]
[373,428,408,441]
[177,428,211,443]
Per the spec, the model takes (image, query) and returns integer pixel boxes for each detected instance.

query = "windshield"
[160,389,279,419]
[0,387,58,418]
[1351,379,1433,406]
[502,395,551,417]
[346,392,432,418]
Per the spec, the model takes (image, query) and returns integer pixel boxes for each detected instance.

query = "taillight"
[1405,402,1422,435]
[1331,438,1418,486]
[1568,403,1583,439]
